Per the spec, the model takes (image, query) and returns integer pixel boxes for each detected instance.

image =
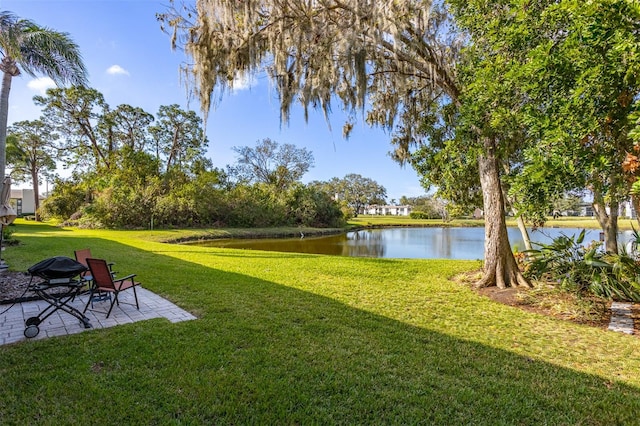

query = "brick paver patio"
[0,287,196,345]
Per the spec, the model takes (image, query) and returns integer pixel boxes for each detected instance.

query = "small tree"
[232,138,314,190]
[316,174,386,216]
[7,120,57,220]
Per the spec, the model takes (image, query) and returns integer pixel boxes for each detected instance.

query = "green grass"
[350,213,640,231]
[1,219,640,424]
[349,215,485,227]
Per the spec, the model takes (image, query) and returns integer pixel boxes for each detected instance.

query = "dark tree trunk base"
[477,138,532,290]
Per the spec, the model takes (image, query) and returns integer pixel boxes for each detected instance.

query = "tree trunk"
[476,137,531,289]
[515,214,532,251]
[31,169,40,221]
[592,190,619,254]
[0,67,14,183]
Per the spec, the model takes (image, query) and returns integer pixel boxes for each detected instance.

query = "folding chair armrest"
[115,274,136,282]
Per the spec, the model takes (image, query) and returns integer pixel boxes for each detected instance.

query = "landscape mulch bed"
[476,284,640,336]
[0,271,47,305]
[457,271,639,337]
[475,285,612,329]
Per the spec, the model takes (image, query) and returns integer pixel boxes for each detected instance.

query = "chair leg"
[132,285,139,310]
[104,283,139,318]
[83,288,96,313]
[105,293,118,318]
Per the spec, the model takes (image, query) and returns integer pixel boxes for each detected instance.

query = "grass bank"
[352,214,640,231]
[1,220,640,423]
[107,215,637,245]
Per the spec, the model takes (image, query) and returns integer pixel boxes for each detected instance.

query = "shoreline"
[162,216,633,245]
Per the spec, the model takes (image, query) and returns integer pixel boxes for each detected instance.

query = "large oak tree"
[451,0,640,254]
[160,0,530,288]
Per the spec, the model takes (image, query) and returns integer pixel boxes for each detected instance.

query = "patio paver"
[0,287,196,346]
[609,301,635,335]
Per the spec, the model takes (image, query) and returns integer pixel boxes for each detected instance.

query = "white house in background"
[10,189,37,216]
[573,201,637,219]
[361,205,413,216]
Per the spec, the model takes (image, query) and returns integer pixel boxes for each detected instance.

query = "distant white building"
[362,205,412,216]
[575,201,636,219]
[10,189,37,216]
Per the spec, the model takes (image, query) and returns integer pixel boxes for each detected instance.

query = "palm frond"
[18,21,88,86]
[0,11,22,58]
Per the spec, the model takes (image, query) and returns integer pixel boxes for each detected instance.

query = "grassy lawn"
[1,220,640,423]
[349,215,485,227]
[350,214,640,231]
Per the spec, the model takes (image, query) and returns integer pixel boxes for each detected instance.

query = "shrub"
[410,211,431,219]
[1,225,16,245]
[523,229,640,302]
[285,184,344,227]
[39,180,86,220]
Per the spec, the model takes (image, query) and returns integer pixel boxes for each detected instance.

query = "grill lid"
[28,256,87,280]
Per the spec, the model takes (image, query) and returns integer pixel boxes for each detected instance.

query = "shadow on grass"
[1,229,639,424]
[7,219,73,234]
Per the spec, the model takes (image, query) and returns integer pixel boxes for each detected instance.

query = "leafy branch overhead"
[159,0,460,148]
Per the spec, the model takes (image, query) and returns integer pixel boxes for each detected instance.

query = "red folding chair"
[83,258,140,318]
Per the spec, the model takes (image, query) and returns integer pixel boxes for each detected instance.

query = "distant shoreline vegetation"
[156,216,628,245]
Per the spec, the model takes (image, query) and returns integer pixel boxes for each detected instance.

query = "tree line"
[7,86,400,228]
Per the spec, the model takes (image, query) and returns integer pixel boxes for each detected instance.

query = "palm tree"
[0,11,87,191]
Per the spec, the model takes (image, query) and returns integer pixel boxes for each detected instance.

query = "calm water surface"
[190,227,636,260]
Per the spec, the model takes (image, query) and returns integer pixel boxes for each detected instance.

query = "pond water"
[189,227,637,260]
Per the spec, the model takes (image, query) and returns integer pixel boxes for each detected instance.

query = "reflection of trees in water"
[193,227,493,258]
[227,233,386,257]
[436,227,451,258]
[343,231,385,257]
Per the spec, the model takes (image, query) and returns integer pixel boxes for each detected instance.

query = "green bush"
[523,229,640,302]
[39,180,86,220]
[285,184,344,228]
[1,224,16,245]
[44,174,344,229]
[409,211,431,219]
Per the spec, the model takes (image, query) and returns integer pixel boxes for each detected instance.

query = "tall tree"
[233,138,314,190]
[0,11,87,193]
[103,104,154,153]
[35,87,112,170]
[529,0,640,253]
[148,104,207,174]
[160,0,533,287]
[6,120,57,220]
[452,0,640,254]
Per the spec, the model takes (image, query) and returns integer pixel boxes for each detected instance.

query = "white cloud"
[106,65,130,76]
[26,77,56,95]
[232,72,256,91]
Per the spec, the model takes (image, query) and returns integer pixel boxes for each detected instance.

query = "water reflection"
[189,227,637,260]
[202,233,386,257]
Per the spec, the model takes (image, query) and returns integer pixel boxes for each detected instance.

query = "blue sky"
[1,0,427,202]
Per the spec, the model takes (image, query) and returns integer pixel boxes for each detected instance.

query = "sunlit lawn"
[1,220,639,423]
[350,213,638,230]
[348,215,484,227]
